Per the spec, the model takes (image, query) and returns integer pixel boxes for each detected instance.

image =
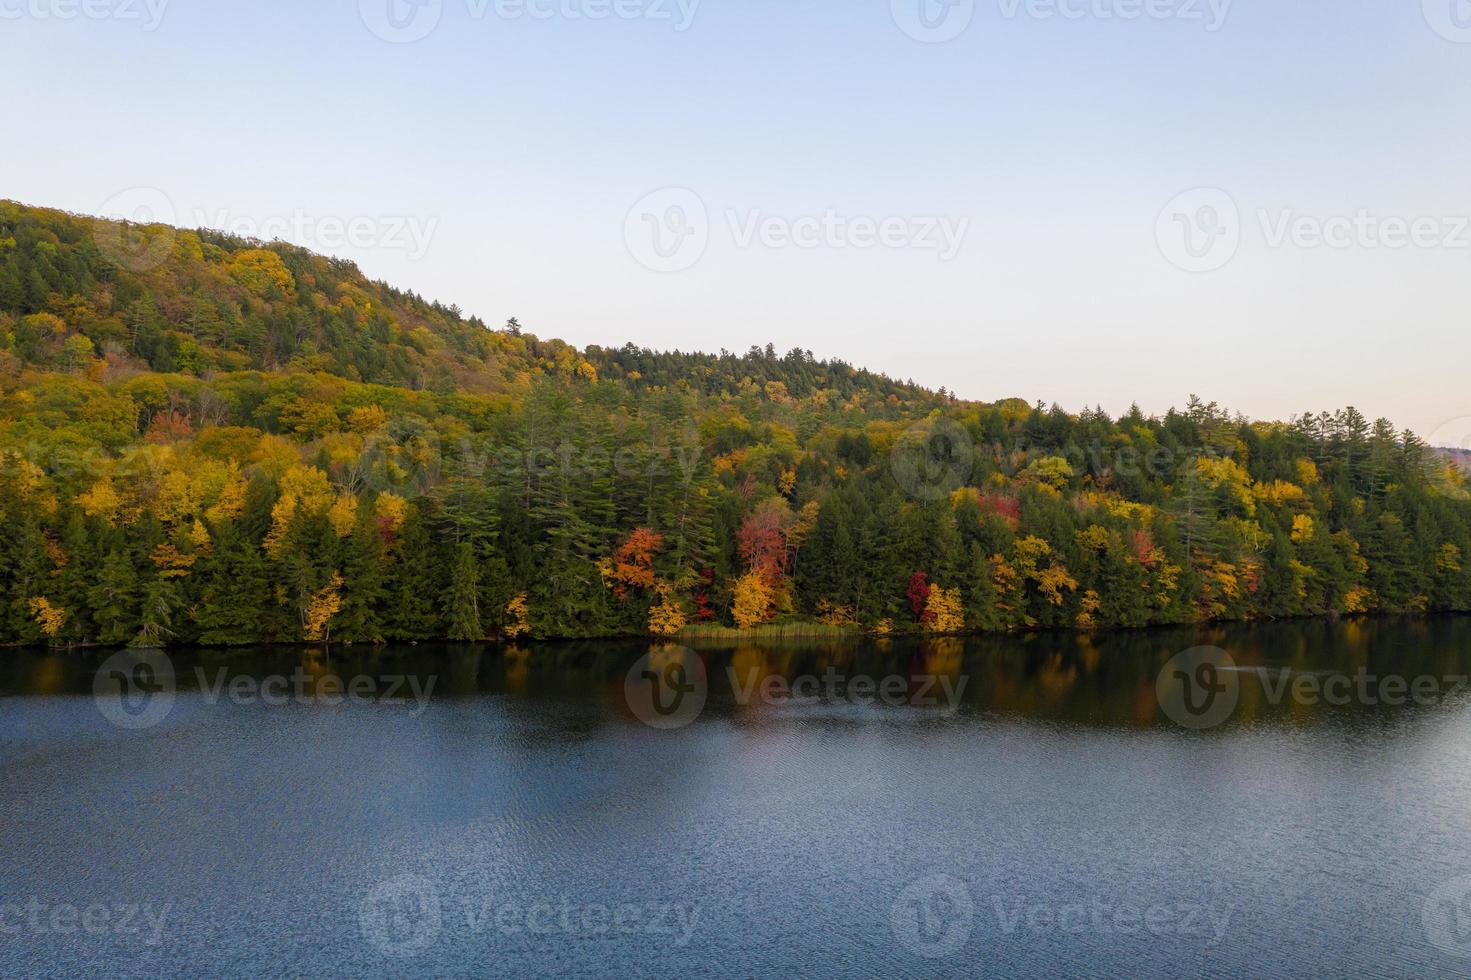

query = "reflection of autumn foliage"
[922,637,964,679]
[502,646,530,692]
[728,646,769,701]
[1035,653,1079,701]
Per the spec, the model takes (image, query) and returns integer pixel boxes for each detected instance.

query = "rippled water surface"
[4,617,1471,978]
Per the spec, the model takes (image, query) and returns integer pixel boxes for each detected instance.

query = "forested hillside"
[2,199,1470,646]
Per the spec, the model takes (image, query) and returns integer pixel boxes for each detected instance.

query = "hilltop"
[0,200,944,412]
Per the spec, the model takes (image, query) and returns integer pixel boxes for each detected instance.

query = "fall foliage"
[0,202,1468,646]
[923,586,965,634]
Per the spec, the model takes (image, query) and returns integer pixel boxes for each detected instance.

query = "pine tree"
[444,541,483,640]
[133,575,182,648]
[385,507,440,640]
[88,546,140,645]
[336,517,389,643]
[193,522,270,646]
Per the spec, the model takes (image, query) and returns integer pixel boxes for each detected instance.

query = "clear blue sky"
[5,0,1471,440]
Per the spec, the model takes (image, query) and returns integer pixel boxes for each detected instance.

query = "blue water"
[3,619,1471,978]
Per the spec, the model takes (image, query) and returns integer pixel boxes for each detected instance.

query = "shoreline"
[6,609,1465,654]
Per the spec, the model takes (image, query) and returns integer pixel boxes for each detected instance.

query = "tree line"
[1,199,1468,646]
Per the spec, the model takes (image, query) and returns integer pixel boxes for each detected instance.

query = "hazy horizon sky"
[5,0,1471,443]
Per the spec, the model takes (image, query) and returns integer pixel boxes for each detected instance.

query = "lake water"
[4,617,1471,977]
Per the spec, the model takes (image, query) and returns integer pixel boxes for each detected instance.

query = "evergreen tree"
[444,541,483,641]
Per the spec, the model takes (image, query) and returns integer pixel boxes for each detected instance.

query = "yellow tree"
[29,598,65,640]
[923,586,965,633]
[1075,590,1102,629]
[77,480,122,522]
[303,573,343,642]
[647,581,687,637]
[505,594,532,639]
[732,571,775,629]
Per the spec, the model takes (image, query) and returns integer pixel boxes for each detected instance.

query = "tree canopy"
[2,199,1469,646]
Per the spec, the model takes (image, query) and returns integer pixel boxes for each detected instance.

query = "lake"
[4,616,1471,977]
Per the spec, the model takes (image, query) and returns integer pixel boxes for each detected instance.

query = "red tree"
[907,571,931,619]
[979,492,1020,528]
[1131,528,1157,566]
[738,508,787,585]
[694,568,716,621]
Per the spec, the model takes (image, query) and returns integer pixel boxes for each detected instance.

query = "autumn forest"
[2,199,1469,648]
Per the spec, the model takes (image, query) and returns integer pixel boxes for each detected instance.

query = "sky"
[4,0,1471,443]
